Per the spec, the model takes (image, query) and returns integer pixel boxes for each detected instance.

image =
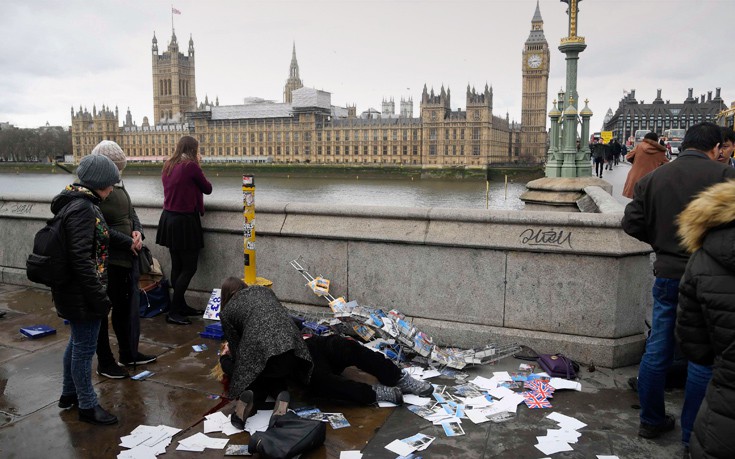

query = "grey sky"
[1,0,733,131]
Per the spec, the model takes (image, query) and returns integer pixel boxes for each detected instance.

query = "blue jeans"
[62,319,102,409]
[637,277,712,444]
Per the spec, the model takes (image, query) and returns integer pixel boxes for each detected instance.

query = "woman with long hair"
[155,136,212,325]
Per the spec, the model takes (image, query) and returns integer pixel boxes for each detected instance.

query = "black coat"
[676,180,735,458]
[622,150,735,278]
[49,185,127,321]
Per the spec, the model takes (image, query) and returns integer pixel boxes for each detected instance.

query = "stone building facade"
[71,5,548,166]
[604,88,727,143]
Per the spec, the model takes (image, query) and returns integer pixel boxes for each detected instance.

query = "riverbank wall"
[0,162,544,181]
[0,192,651,368]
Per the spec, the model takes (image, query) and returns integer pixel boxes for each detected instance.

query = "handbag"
[138,245,154,275]
[248,412,326,459]
[139,278,171,318]
[537,353,579,379]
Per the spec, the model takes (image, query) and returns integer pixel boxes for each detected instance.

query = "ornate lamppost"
[545,0,592,177]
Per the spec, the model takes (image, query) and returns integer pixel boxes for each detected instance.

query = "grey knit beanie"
[91,140,127,171]
[76,155,120,190]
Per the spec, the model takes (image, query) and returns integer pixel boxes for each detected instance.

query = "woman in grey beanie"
[54,154,131,425]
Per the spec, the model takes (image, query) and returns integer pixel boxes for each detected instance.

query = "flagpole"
[171,4,174,33]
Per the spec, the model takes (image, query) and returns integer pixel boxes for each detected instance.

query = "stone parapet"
[0,193,653,367]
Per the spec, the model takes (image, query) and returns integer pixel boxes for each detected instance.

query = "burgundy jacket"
[162,160,212,215]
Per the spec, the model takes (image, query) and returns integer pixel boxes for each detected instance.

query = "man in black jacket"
[622,122,735,447]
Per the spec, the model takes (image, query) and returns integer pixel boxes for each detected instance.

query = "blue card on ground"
[19,325,56,339]
[131,370,154,380]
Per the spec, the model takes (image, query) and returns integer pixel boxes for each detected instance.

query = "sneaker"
[97,363,129,379]
[639,413,675,439]
[396,370,433,396]
[231,390,254,430]
[268,391,290,428]
[373,384,403,405]
[58,393,78,409]
[120,353,157,366]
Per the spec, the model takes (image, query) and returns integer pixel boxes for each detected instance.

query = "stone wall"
[0,192,652,367]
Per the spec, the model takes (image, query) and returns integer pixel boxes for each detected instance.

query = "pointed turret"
[152,32,158,54]
[283,41,304,103]
[188,34,194,57]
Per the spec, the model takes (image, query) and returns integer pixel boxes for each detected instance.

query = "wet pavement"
[0,278,687,459]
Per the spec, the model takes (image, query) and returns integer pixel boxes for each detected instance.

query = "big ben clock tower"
[520,1,550,162]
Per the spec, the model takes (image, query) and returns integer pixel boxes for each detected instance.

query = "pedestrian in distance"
[54,154,131,425]
[90,141,157,379]
[621,143,628,163]
[611,138,622,166]
[622,131,669,199]
[604,140,615,170]
[676,179,735,459]
[155,135,212,325]
[590,138,606,178]
[622,122,735,447]
[216,276,433,430]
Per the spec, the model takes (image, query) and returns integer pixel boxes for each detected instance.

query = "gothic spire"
[289,42,300,79]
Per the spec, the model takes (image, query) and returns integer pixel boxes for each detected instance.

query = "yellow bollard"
[242,175,257,285]
[242,175,272,287]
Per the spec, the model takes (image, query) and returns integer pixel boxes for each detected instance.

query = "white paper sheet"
[385,439,417,456]
[420,369,442,380]
[463,395,493,407]
[488,386,515,400]
[403,394,432,406]
[244,410,272,435]
[534,439,573,455]
[377,401,399,408]
[117,444,159,459]
[340,451,363,459]
[546,412,587,431]
[465,408,493,424]
[549,378,582,391]
[492,371,512,381]
[596,456,620,459]
[470,375,497,390]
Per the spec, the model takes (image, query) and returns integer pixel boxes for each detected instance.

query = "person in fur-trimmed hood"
[676,179,735,458]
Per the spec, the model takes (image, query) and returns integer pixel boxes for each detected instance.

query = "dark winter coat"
[50,185,128,321]
[676,179,735,459]
[622,150,735,278]
[221,285,313,399]
[591,142,607,162]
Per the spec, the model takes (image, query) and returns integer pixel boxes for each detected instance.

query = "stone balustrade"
[0,191,652,367]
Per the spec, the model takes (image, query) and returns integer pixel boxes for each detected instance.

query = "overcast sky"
[2,0,733,130]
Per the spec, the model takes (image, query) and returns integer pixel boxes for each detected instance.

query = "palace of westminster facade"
[71,4,550,167]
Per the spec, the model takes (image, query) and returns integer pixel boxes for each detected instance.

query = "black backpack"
[26,209,70,288]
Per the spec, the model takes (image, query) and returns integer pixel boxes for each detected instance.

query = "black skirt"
[156,210,204,251]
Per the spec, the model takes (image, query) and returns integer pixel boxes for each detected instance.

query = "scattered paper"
[377,401,399,408]
[492,371,512,381]
[546,412,587,431]
[549,378,582,391]
[385,439,417,456]
[441,420,465,436]
[488,386,515,400]
[403,394,432,406]
[340,452,363,459]
[470,375,497,390]
[244,410,272,435]
[534,438,573,455]
[596,456,619,459]
[420,369,441,380]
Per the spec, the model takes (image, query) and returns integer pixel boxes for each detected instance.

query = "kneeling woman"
[218,277,432,427]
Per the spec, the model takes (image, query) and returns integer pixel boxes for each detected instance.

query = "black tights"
[169,248,199,316]
[97,265,137,364]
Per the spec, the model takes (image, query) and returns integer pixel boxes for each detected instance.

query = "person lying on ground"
[215,276,433,429]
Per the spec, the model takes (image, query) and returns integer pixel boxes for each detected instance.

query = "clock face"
[528,54,542,69]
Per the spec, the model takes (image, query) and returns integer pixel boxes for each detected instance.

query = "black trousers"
[97,265,135,365]
[168,248,199,315]
[246,335,402,406]
[594,159,604,176]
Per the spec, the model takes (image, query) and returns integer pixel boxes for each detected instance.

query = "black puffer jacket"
[676,179,735,458]
[50,185,126,321]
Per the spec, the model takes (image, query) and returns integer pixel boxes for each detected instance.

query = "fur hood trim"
[678,179,735,253]
[641,138,667,152]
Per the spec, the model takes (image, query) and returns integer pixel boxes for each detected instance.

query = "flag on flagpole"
[172,7,181,14]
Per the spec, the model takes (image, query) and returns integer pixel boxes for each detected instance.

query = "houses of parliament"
[71,3,550,167]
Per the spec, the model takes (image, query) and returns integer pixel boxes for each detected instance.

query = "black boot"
[79,404,118,425]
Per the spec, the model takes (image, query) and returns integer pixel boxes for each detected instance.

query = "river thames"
[0,172,530,210]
